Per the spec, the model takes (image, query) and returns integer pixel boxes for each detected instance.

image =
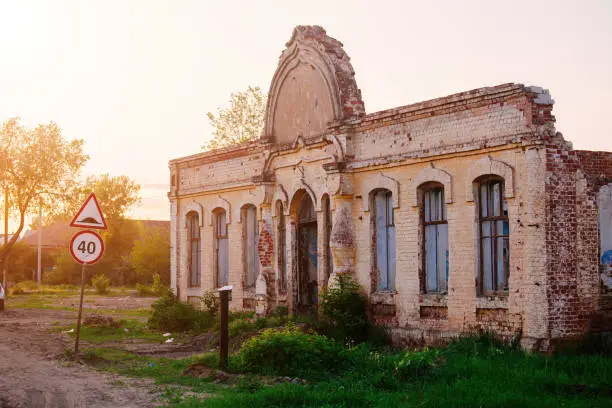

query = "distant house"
[20,219,170,275]
[0,233,21,244]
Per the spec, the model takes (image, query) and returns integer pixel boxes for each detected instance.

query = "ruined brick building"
[169,26,612,350]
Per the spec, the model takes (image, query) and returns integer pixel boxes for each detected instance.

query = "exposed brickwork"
[420,306,448,320]
[281,26,365,121]
[168,25,611,350]
[544,146,612,339]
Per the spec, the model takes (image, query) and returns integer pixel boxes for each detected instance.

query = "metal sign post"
[69,192,106,354]
[74,262,86,353]
[69,226,105,354]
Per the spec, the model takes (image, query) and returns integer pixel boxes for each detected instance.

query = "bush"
[151,273,166,294]
[394,348,442,379]
[136,274,168,296]
[136,283,155,296]
[319,272,369,343]
[236,325,346,379]
[201,290,218,317]
[16,280,39,290]
[269,306,288,318]
[92,273,111,294]
[148,290,214,332]
[229,318,256,337]
[10,285,25,295]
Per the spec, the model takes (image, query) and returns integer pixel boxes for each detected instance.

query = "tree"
[204,86,267,150]
[49,174,142,285]
[52,174,141,223]
[130,225,170,284]
[0,118,88,282]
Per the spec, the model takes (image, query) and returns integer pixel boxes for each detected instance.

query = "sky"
[1,0,611,231]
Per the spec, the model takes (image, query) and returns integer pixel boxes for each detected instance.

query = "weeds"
[92,274,111,294]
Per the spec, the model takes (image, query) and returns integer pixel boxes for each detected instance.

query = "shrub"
[229,310,255,322]
[229,318,256,337]
[269,306,288,318]
[92,273,111,294]
[319,272,369,343]
[201,290,218,317]
[394,348,442,379]
[148,290,214,332]
[10,285,25,295]
[237,325,346,379]
[136,283,155,296]
[16,280,39,290]
[136,274,168,296]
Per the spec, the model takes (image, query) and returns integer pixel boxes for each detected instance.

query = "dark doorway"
[297,193,318,313]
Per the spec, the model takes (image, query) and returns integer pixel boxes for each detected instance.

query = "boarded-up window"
[186,212,201,287]
[478,179,509,294]
[423,187,448,293]
[277,201,287,291]
[214,209,229,287]
[374,190,396,291]
[243,205,259,288]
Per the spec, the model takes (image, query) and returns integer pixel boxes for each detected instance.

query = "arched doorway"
[296,192,318,312]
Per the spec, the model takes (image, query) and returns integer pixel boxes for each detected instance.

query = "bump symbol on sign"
[70,193,107,230]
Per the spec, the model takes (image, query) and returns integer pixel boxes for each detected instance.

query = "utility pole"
[37,199,42,284]
[3,187,7,289]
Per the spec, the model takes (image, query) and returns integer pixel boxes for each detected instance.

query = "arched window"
[421,184,448,293]
[373,190,396,291]
[242,205,259,289]
[214,209,229,287]
[477,178,509,294]
[277,201,287,291]
[186,211,201,287]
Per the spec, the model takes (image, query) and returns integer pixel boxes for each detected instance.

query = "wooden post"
[219,289,229,370]
[74,263,86,353]
[3,187,8,290]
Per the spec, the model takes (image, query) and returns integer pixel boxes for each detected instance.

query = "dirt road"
[0,308,159,408]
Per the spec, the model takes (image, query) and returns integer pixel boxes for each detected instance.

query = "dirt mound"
[183,364,235,383]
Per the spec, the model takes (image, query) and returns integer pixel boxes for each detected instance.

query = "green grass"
[6,290,154,320]
[60,319,164,343]
[80,348,221,393]
[79,335,612,408]
[6,293,75,310]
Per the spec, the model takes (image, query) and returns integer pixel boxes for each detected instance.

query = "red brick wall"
[545,147,612,338]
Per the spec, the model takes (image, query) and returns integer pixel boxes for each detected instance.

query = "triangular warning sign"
[70,192,107,230]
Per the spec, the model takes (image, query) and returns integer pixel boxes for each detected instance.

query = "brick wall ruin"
[168,25,612,350]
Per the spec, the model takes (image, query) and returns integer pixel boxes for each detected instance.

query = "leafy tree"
[130,225,170,284]
[0,242,37,283]
[44,175,142,285]
[43,251,80,285]
[204,86,267,150]
[53,173,141,223]
[0,118,88,282]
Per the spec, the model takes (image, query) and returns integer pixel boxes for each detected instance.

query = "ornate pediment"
[263,26,365,146]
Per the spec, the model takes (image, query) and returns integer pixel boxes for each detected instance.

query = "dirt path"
[0,309,160,408]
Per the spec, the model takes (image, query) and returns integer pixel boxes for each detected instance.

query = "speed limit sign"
[70,230,105,265]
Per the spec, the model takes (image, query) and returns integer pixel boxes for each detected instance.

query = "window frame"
[214,209,229,287]
[420,184,448,294]
[186,211,201,287]
[373,189,396,292]
[242,205,259,289]
[477,177,510,296]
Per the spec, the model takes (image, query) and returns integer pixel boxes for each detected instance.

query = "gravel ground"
[0,307,160,408]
